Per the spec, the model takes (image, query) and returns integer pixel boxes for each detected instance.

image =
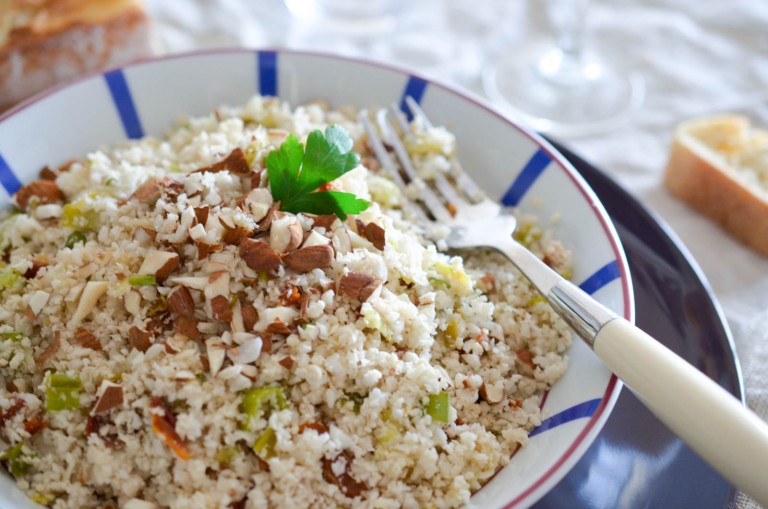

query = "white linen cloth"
[145,1,768,506]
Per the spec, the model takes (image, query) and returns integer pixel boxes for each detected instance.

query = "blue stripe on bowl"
[500,148,552,207]
[529,398,602,437]
[258,51,278,97]
[104,69,144,140]
[0,154,22,195]
[400,76,428,120]
[578,260,621,295]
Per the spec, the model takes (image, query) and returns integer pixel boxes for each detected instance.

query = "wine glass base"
[482,50,645,138]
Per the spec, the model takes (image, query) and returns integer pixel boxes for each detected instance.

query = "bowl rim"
[0,46,632,508]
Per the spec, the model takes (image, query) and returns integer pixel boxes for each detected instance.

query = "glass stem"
[540,0,592,83]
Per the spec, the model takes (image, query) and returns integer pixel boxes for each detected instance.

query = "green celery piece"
[426,391,450,423]
[64,231,87,249]
[1,331,24,342]
[30,494,55,505]
[342,391,367,414]
[0,443,31,477]
[252,427,277,459]
[129,274,157,286]
[240,386,289,430]
[0,268,21,292]
[45,373,82,411]
[60,201,99,231]
[215,446,238,466]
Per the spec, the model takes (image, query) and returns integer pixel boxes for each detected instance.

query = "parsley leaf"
[266,125,369,219]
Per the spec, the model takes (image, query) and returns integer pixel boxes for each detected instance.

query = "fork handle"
[570,295,768,504]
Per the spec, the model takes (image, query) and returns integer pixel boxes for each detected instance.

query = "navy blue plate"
[534,142,741,508]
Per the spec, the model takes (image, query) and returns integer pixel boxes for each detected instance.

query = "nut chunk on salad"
[0,96,573,509]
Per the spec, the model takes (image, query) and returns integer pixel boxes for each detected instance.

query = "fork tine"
[386,105,469,215]
[375,109,454,223]
[360,110,431,224]
[403,97,486,203]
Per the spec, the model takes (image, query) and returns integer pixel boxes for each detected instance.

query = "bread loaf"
[0,0,153,111]
[664,115,768,256]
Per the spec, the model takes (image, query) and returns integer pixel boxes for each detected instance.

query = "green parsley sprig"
[266,125,370,220]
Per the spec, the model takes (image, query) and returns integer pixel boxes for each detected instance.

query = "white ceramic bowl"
[0,48,631,509]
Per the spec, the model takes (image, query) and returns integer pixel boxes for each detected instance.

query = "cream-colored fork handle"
[495,237,768,503]
[595,317,768,504]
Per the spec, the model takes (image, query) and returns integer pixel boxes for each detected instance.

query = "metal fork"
[360,97,768,505]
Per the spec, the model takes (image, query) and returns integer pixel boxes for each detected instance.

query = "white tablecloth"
[145,1,768,506]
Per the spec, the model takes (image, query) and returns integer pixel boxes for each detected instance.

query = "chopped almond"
[168,286,195,317]
[242,304,258,332]
[312,214,338,230]
[260,332,273,354]
[23,258,47,279]
[516,349,535,368]
[92,382,124,414]
[266,318,291,336]
[206,340,227,376]
[35,336,61,369]
[138,251,180,281]
[299,421,328,434]
[176,315,202,340]
[322,450,368,498]
[27,290,50,317]
[194,206,210,225]
[279,356,296,370]
[270,215,303,253]
[74,327,102,351]
[128,326,152,353]
[210,295,233,321]
[39,166,58,181]
[0,398,25,427]
[282,245,334,273]
[218,214,253,245]
[479,381,504,404]
[339,272,381,302]
[239,238,281,272]
[69,281,109,326]
[14,180,64,210]
[257,201,280,232]
[364,222,386,250]
[280,286,301,307]
[193,147,250,175]
[131,178,163,204]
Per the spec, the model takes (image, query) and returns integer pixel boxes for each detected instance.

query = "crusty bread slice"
[0,0,153,111]
[664,115,768,256]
